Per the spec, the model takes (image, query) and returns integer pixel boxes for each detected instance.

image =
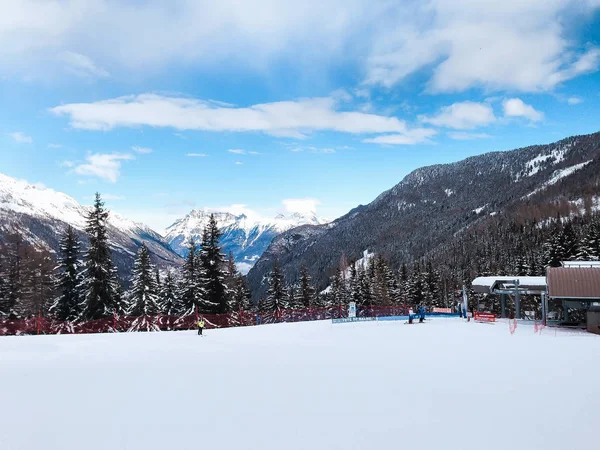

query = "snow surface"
[519,144,570,180]
[524,160,593,198]
[1,319,598,450]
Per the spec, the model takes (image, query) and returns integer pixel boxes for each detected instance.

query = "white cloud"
[73,153,134,183]
[229,149,260,155]
[447,132,492,141]
[282,198,321,215]
[366,1,600,93]
[60,160,74,168]
[48,143,63,149]
[50,93,412,138]
[421,102,496,130]
[187,153,208,157]
[363,128,437,145]
[502,98,544,122]
[567,96,583,105]
[59,51,109,78]
[235,161,243,165]
[9,132,32,144]
[132,146,153,154]
[0,0,373,78]
[2,1,598,94]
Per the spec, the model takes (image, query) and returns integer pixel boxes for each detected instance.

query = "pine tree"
[129,244,159,316]
[578,219,600,260]
[3,234,25,318]
[358,265,372,311]
[264,259,287,322]
[178,239,204,316]
[50,226,83,322]
[79,193,119,320]
[199,214,227,313]
[560,223,579,261]
[223,252,239,314]
[128,244,160,331]
[159,269,179,316]
[425,261,442,308]
[298,265,315,309]
[232,275,251,312]
[543,233,563,268]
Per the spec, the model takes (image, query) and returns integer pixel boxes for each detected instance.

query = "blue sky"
[2,0,600,231]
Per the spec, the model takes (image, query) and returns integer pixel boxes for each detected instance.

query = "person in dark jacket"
[419,305,425,323]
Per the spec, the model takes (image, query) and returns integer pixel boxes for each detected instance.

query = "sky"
[1,0,600,232]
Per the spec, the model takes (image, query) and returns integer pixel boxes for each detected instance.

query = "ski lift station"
[471,261,600,333]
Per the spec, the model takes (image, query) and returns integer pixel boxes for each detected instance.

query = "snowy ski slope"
[0,318,598,450]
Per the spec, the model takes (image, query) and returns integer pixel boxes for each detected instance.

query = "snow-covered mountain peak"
[164,208,328,272]
[0,171,182,276]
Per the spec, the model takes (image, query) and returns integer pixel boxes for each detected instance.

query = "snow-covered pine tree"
[159,269,179,317]
[223,252,238,313]
[425,261,442,308]
[128,243,160,331]
[578,219,600,260]
[330,268,345,308]
[407,263,424,308]
[286,283,296,309]
[543,232,563,268]
[177,239,204,316]
[358,264,372,311]
[50,226,83,322]
[79,193,119,320]
[155,267,161,292]
[298,265,315,309]
[199,214,227,314]
[373,255,391,305]
[232,275,251,312]
[113,276,128,316]
[264,259,287,322]
[559,222,579,261]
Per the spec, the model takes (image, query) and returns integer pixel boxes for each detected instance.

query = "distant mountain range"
[164,210,326,274]
[0,173,182,279]
[0,172,328,279]
[246,131,600,299]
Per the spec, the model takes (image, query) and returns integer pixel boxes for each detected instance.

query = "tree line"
[261,209,600,319]
[259,254,450,321]
[0,194,251,330]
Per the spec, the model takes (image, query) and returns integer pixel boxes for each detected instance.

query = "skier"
[197,318,205,336]
[419,305,425,323]
[457,302,463,318]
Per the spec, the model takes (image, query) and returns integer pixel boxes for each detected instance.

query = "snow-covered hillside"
[0,172,181,274]
[0,318,598,450]
[165,209,325,273]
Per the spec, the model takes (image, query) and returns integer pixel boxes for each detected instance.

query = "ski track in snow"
[0,319,598,450]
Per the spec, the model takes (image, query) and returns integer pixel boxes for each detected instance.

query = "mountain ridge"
[246,131,600,299]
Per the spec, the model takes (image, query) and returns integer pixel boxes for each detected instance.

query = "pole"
[514,279,521,320]
[462,285,468,319]
[541,293,547,326]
